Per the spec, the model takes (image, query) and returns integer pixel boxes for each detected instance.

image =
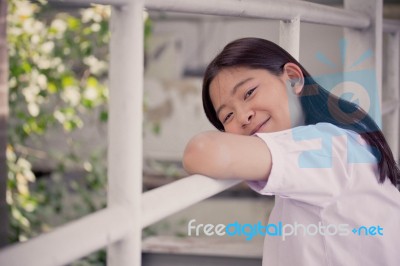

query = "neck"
[286,83,305,127]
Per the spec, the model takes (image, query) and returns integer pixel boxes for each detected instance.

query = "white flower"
[6,190,12,205]
[22,19,43,35]
[84,86,98,101]
[83,55,108,75]
[27,102,40,117]
[49,57,62,70]
[22,85,39,103]
[81,8,94,23]
[57,64,66,73]
[62,86,81,106]
[54,110,65,123]
[32,20,44,33]
[31,34,40,45]
[51,19,67,34]
[15,1,36,18]
[91,23,101,32]
[83,161,93,172]
[9,77,17,88]
[8,27,23,37]
[37,74,48,89]
[37,58,51,70]
[40,41,55,54]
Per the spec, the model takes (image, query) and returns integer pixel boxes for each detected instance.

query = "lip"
[251,117,270,135]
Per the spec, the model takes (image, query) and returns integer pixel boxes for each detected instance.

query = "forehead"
[209,67,272,105]
[210,67,251,91]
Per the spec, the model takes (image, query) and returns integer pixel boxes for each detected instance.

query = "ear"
[283,63,304,95]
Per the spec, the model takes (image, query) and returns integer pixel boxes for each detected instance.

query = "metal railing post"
[343,0,383,126]
[107,1,144,265]
[384,31,400,160]
[279,16,300,61]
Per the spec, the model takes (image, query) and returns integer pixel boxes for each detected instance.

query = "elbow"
[183,134,208,175]
[182,139,196,175]
[182,132,227,177]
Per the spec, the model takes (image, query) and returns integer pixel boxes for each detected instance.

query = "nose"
[238,109,254,128]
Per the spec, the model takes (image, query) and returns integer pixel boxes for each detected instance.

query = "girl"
[183,38,400,265]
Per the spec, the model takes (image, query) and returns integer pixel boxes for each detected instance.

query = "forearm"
[183,131,271,181]
[183,131,232,179]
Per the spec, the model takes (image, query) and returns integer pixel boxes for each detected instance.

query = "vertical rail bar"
[343,0,383,126]
[279,16,300,61]
[385,32,400,160]
[279,16,301,128]
[108,1,144,265]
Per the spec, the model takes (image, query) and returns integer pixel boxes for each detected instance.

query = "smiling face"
[209,65,304,135]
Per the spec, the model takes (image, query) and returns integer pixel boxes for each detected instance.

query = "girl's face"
[209,66,302,135]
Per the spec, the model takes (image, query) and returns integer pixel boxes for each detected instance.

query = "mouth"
[251,117,271,135]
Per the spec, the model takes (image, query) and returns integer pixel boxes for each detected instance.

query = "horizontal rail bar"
[142,175,242,228]
[0,176,240,265]
[0,206,132,266]
[145,0,370,29]
[382,99,400,115]
[50,0,370,29]
[383,19,400,33]
[48,0,127,6]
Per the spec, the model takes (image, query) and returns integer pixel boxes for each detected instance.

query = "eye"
[244,87,257,100]
[223,112,233,124]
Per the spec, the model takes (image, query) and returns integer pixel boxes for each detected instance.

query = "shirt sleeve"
[247,123,376,207]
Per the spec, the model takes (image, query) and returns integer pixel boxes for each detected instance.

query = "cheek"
[266,93,288,113]
[279,107,293,130]
[269,97,292,129]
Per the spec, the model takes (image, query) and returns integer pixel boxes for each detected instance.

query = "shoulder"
[255,122,369,166]
[293,122,351,138]
[255,123,352,145]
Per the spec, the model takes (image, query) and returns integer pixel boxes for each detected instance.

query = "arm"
[183,131,272,181]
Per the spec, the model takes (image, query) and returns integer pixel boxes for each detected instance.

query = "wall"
[27,12,360,171]
[143,13,344,163]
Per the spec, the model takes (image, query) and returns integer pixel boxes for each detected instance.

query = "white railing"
[106,1,144,264]
[0,177,241,266]
[0,0,399,265]
[382,19,400,160]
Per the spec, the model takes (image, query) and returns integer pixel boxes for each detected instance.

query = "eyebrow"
[216,77,254,118]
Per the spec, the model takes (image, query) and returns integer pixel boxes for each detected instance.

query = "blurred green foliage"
[6,0,151,264]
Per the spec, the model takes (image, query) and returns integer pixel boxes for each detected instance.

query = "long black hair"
[202,37,399,187]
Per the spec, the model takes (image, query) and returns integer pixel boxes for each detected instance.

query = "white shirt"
[248,123,400,266]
